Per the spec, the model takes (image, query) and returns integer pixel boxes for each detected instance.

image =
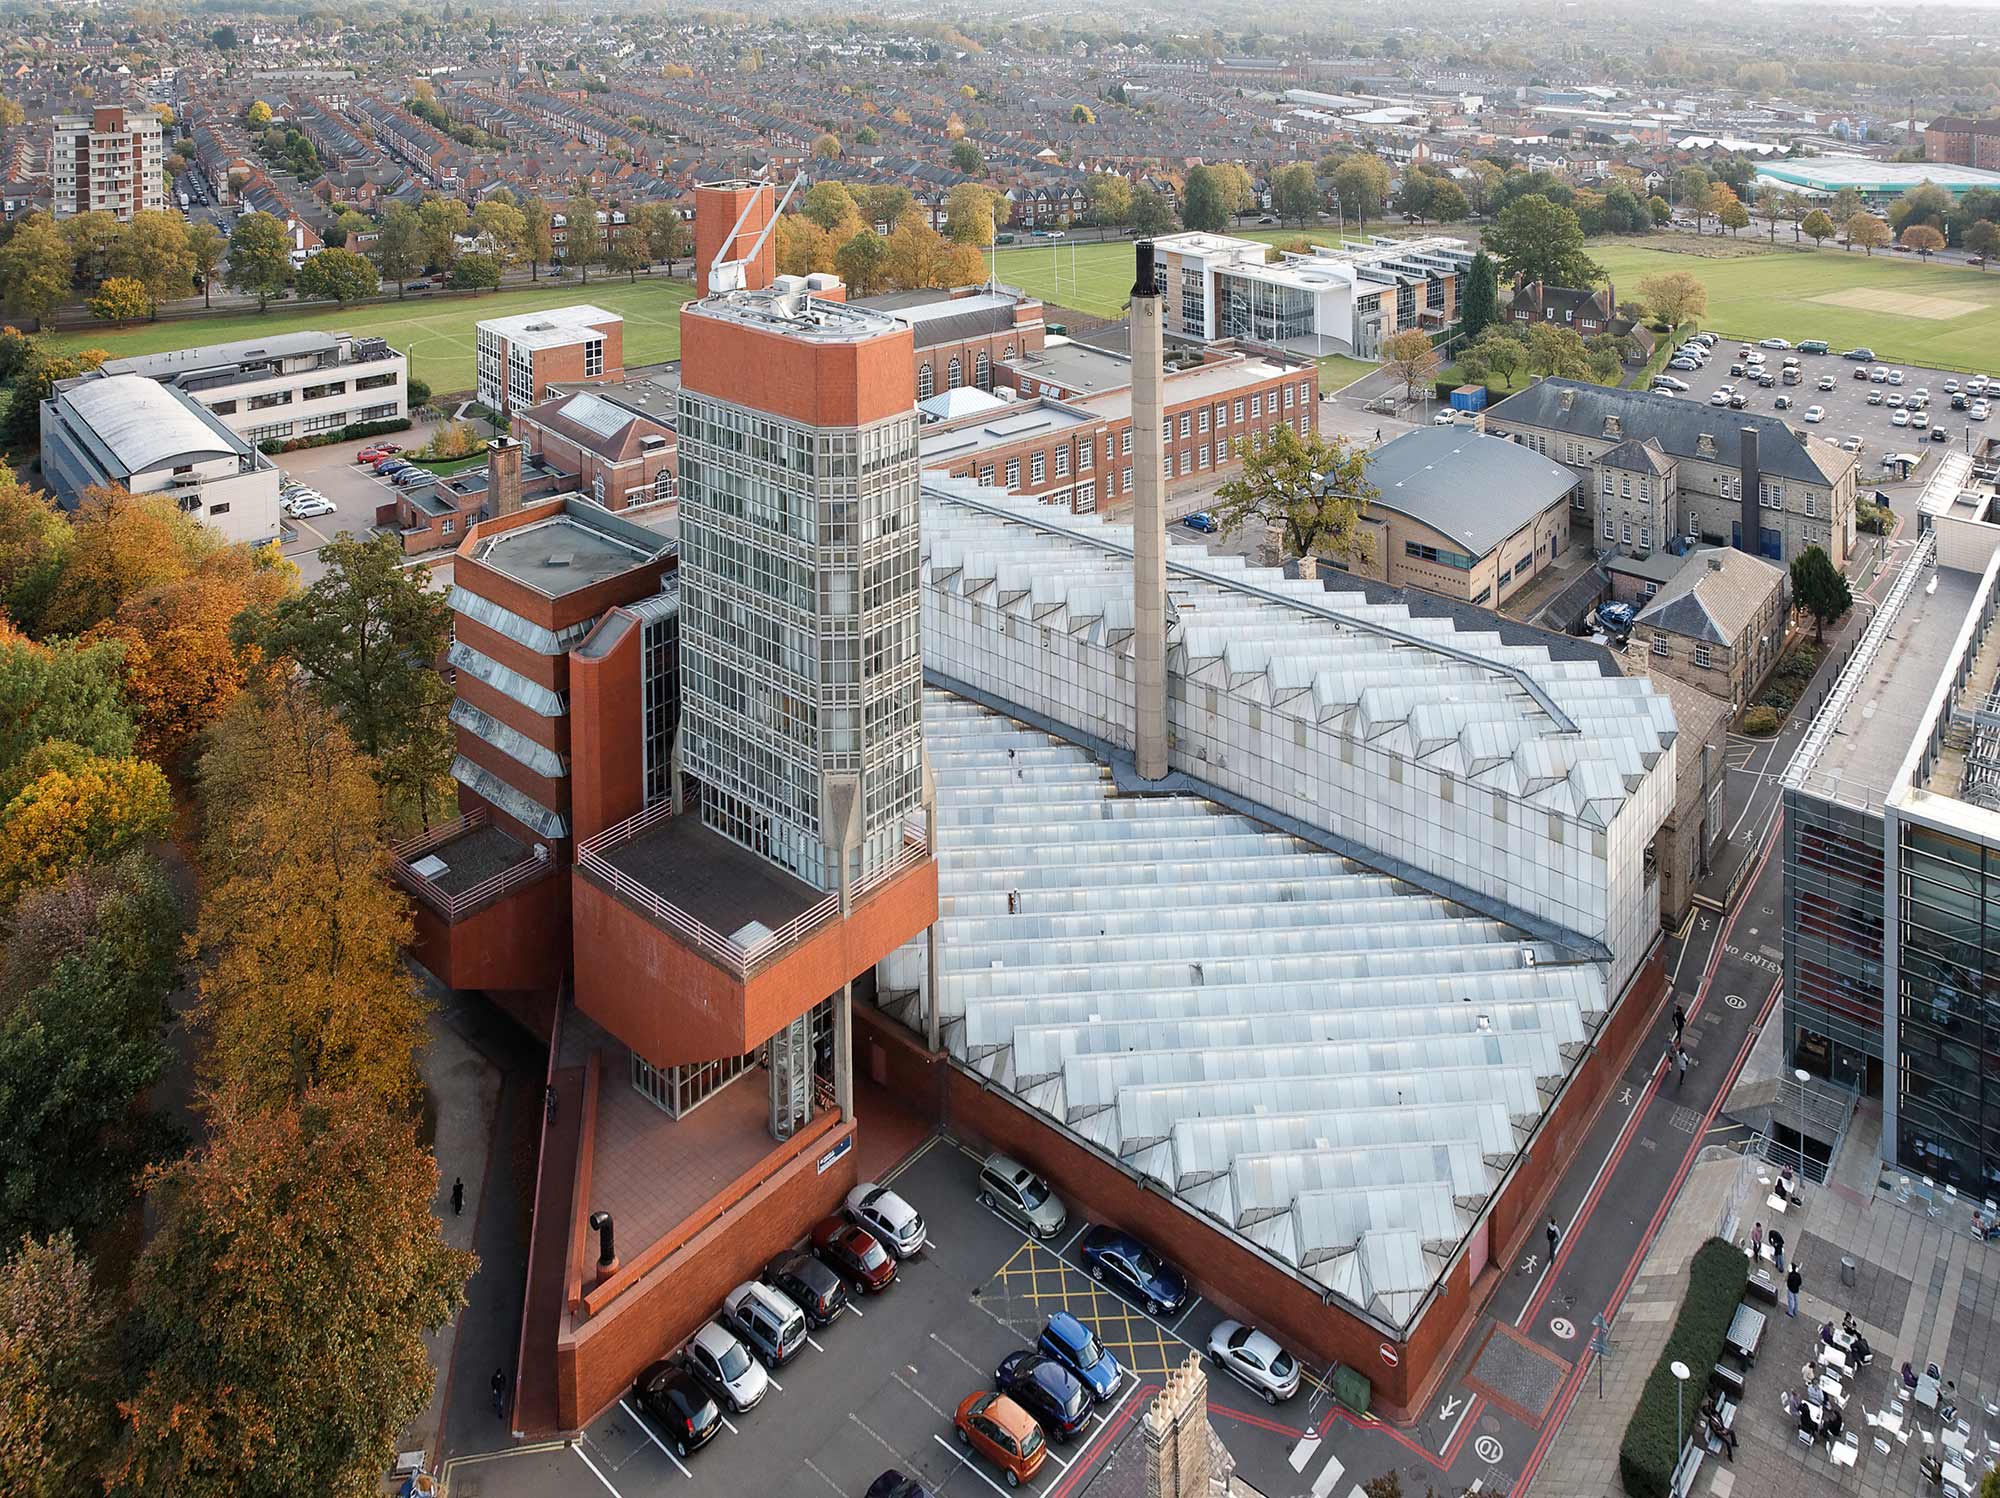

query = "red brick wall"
[405,871,568,993]
[569,617,645,843]
[694,183,776,294]
[681,308,915,428]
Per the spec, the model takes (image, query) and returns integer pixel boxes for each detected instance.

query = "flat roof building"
[95,330,407,448]
[476,304,624,419]
[1753,156,2000,200]
[52,106,164,221]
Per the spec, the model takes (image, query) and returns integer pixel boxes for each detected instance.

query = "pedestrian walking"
[1673,1002,1687,1043]
[1374,427,1382,443]
[1545,1216,1560,1269]
[491,1366,509,1420]
[1786,1264,1802,1317]
[1676,1046,1690,1090]
[1751,1221,1764,1263]
[1771,1228,1785,1272]
[451,1177,464,1216]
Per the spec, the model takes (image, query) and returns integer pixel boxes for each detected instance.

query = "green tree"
[371,203,424,297]
[564,194,602,282]
[833,231,890,296]
[222,211,291,310]
[239,532,454,831]
[414,197,467,272]
[447,251,501,291]
[113,1088,476,1498]
[1790,544,1852,643]
[0,214,73,328]
[1181,165,1229,233]
[638,203,689,267]
[109,209,195,309]
[1394,169,1435,222]
[1381,328,1441,404]
[603,227,648,281]
[1211,424,1376,563]
[1649,194,1672,227]
[1088,173,1133,226]
[1458,251,1499,341]
[1472,328,1524,389]
[0,1232,116,1498]
[1269,162,1319,226]
[1130,185,1177,237]
[1212,163,1256,223]
[1427,178,1470,224]
[470,199,526,270]
[1330,154,1391,227]
[86,275,151,324]
[1890,179,1953,236]
[183,220,225,308]
[0,634,135,780]
[1967,220,2000,270]
[522,195,555,281]
[1526,323,1591,379]
[1801,208,1835,249]
[294,247,379,306]
[950,139,984,175]
[1484,194,1602,289]
[1830,186,1865,227]
[801,181,858,231]
[0,469,68,629]
[855,124,879,147]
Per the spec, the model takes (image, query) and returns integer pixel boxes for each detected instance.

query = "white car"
[1887,393,1906,408]
[1913,387,1930,403]
[1433,411,1458,426]
[1840,435,1864,453]
[1968,376,1989,394]
[1870,367,1889,383]
[1913,411,1931,430]
[1745,351,1767,365]
[1973,401,1991,422]
[1944,379,1961,394]
[1867,391,1885,406]
[1892,409,1911,427]
[845,1182,926,1259]
[1709,389,1731,407]
[1803,405,1826,424]
[1758,337,1792,349]
[1207,1321,1302,1405]
[1817,375,1836,391]
[1887,369,1906,385]
[686,1321,768,1413]
[287,495,336,518]
[1652,375,1689,393]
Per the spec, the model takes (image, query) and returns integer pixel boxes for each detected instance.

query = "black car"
[633,1358,722,1459]
[1844,347,1876,361]
[996,1350,1092,1442]
[866,1472,936,1498]
[763,1250,848,1327]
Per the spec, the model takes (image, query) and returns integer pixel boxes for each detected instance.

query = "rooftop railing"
[390,808,554,920]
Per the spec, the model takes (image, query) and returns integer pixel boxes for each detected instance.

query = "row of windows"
[1405,539,1476,571]
[1648,636,1715,669]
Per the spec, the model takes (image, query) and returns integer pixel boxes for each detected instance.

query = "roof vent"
[546,551,573,568]
[410,854,448,879]
[1604,415,1621,437]
[1709,554,1726,572]
[1696,433,1717,459]
[1559,388,1578,413]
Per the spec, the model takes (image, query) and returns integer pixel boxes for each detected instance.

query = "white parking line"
[807,1334,826,1352]
[1168,1296,1203,1335]
[929,1330,985,1375]
[892,1368,949,1418]
[617,1398,692,1478]
[765,1373,784,1393]
[1038,1440,1073,1472]
[932,1434,1019,1498]
[1057,1222,1090,1258]
[802,1457,847,1497]
[719,1413,739,1435]
[846,1301,864,1318]
[575,1443,627,1495]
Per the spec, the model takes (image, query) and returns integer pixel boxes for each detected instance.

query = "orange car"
[954,1391,1047,1488]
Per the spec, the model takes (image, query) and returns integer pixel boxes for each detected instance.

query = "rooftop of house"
[919,396,1098,466]
[685,284,907,344]
[1361,425,1580,557]
[1633,547,1787,645]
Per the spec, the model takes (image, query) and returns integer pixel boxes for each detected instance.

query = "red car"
[356,443,401,462]
[811,1216,897,1294]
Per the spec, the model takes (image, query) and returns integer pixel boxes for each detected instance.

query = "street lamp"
[1671,1359,1691,1457]
[1795,1066,1813,1180]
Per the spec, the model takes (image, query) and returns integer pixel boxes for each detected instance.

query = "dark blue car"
[996,1350,1091,1442]
[1037,1312,1123,1403]
[1080,1227,1188,1316]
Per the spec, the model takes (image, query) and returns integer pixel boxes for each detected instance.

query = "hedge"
[1618,1238,1750,1498]
[257,416,414,455]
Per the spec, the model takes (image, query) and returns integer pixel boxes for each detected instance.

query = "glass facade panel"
[1217,273,1314,344]
[1783,788,1886,1099]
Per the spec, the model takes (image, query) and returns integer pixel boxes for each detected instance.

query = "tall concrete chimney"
[489,436,524,516]
[1130,241,1169,782]
[1738,426,1759,555]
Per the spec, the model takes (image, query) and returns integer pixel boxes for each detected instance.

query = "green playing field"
[47,275,697,398]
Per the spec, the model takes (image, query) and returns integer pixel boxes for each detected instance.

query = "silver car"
[846,1182,926,1258]
[978,1153,1068,1239]
[1207,1321,1301,1404]
[686,1320,768,1412]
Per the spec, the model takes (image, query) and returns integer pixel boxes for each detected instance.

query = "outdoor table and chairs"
[1918,1370,1943,1411]
[1818,1344,1852,1377]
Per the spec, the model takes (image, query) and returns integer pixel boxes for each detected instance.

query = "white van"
[722,1282,807,1368]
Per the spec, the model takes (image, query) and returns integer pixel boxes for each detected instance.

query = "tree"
[1846,212,1891,256]
[183,220,225,308]
[241,532,454,833]
[1394,170,1435,223]
[855,125,879,147]
[834,230,891,297]
[1968,220,2000,270]
[0,214,73,328]
[0,1233,116,1498]
[1428,179,1470,224]
[775,215,833,278]
[1526,323,1591,379]
[1211,424,1376,563]
[522,196,555,281]
[1330,155,1391,227]
[470,199,526,270]
[0,634,134,788]
[448,252,502,291]
[1269,162,1319,226]
[944,183,1004,246]
[222,212,291,310]
[801,182,858,232]
[415,197,467,272]
[1891,180,1953,236]
[1649,194,1672,227]
[1381,329,1442,404]
[1801,209,1835,249]
[853,185,912,230]
[1459,251,1499,342]
[604,228,648,282]
[110,209,195,309]
[295,247,379,306]
[1715,189,1751,236]
[1088,174,1133,227]
[86,276,151,325]
[1130,186,1178,238]
[0,469,69,630]
[1902,224,1946,260]
[0,751,171,905]
[210,24,236,48]
[813,132,840,160]
[1181,165,1229,233]
[371,203,424,297]
[113,1088,475,1498]
[1635,270,1708,329]
[1484,194,1601,289]
[1472,328,1524,389]
[1213,163,1256,223]
[564,195,601,282]
[3,348,107,458]
[1791,544,1852,644]
[41,488,220,638]
[1677,166,1712,231]
[950,140,984,176]
[1071,103,1095,125]
[883,210,949,290]
[245,100,272,129]
[62,211,124,291]
[638,203,690,267]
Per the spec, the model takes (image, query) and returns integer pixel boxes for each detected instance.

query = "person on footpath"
[1751,1221,1764,1263]
[1771,1227,1786,1272]
[451,1177,465,1216]
[1545,1216,1560,1269]
[1673,1002,1687,1044]
[1677,1046,1690,1089]
[1787,1263,1803,1317]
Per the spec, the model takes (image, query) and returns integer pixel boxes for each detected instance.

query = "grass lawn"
[48,274,697,398]
[1316,354,1376,393]
[1588,235,2000,372]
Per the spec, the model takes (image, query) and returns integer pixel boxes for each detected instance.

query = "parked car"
[1803,405,1826,424]
[1080,1227,1188,1316]
[995,1351,1092,1442]
[1913,411,1931,430]
[1431,411,1459,426]
[374,456,412,472]
[633,1358,721,1458]
[1868,391,1886,406]
[1799,340,1830,355]
[1930,425,1950,443]
[1667,358,1702,372]
[762,1250,848,1327]
[1038,1312,1123,1402]
[954,1392,1047,1488]
[1709,389,1731,407]
[845,1182,926,1259]
[1972,402,1991,422]
[357,443,402,461]
[1840,435,1864,454]
[978,1154,1068,1239]
[866,1473,934,1498]
[1892,410,1911,427]
[1887,393,1907,409]
[1745,351,1767,366]
[1758,337,1791,349]
[722,1281,808,1368]
[1888,368,1906,385]
[1729,363,1747,379]
[811,1216,897,1293]
[393,468,433,486]
[685,1321,768,1413]
[1651,375,1690,393]
[1818,375,1836,391]
[1853,366,1873,381]
[1206,1321,1303,1404]
[287,495,337,518]
[1729,393,1749,409]
[1774,395,1793,411]
[1953,394,1970,411]
[1945,379,1962,394]
[1183,511,1219,532]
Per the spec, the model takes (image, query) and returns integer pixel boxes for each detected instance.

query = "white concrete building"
[1150,231,1473,359]
[51,106,165,221]
[96,331,407,448]
[41,374,282,545]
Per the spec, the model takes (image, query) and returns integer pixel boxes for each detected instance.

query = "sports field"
[47,275,697,398]
[993,229,1363,319]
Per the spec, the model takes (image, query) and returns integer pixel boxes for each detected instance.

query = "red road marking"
[1205,1402,1308,1437]
[1048,1383,1153,1498]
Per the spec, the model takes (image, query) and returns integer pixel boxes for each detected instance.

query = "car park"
[685,1321,769,1413]
[722,1281,808,1368]
[1931,425,1950,443]
[286,495,337,518]
[1651,375,1689,393]
[1037,1312,1124,1402]
[1818,375,1837,391]
[1893,410,1911,427]
[953,1392,1047,1488]
[633,1358,722,1459]
[1774,394,1793,411]
[994,1351,1092,1441]
[1841,436,1864,454]
[1844,347,1875,361]
[1079,1226,1189,1316]
[1759,337,1791,349]
[1913,411,1931,430]
[812,1216,898,1293]
[1730,392,1750,409]
[1887,394,1906,408]
[977,1154,1068,1239]
[762,1250,848,1327]
[846,1182,927,1258]
[1710,388,1731,407]
[1888,369,1906,385]
[393,468,433,486]
[1974,402,1991,422]
[1206,1321,1303,1405]
[1803,405,1826,423]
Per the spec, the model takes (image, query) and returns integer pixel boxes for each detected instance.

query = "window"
[208,399,238,416]
[1251,393,1263,418]
[1602,513,1615,540]
[1403,539,1476,570]
[1805,492,1818,517]
[1641,526,1651,548]
[1077,480,1096,510]
[1053,446,1069,478]
[1694,643,1713,669]
[1161,418,1172,442]
[1652,636,1670,658]
[1621,522,1632,544]
[1197,444,1209,468]
[1282,383,1294,409]
[917,363,934,399]
[1621,475,1632,498]
[1003,343,1015,360]
[1122,466,1132,490]
[1197,407,1210,434]
[1233,397,1245,423]
[978,463,994,486]
[442,518,455,536]
[592,473,606,504]
[1005,458,1020,488]
[1078,441,1092,471]
[355,372,397,391]
[1644,581,1658,597]
[303,412,344,434]
[584,338,605,378]
[301,380,346,401]
[1178,413,1191,439]
[975,350,991,390]
[1601,472,1614,495]
[1121,429,1133,455]
[247,390,293,411]
[207,502,231,515]
[947,357,963,390]
[248,420,293,442]
[1028,452,1045,484]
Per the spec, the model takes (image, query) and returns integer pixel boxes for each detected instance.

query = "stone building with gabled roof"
[1630,546,1790,711]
